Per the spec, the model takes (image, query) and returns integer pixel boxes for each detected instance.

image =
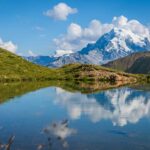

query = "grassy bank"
[0,48,59,82]
[0,47,145,83]
[0,80,137,103]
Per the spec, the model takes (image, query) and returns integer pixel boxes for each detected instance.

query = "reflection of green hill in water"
[130,83,150,91]
[53,80,131,94]
[0,80,135,104]
[0,82,53,103]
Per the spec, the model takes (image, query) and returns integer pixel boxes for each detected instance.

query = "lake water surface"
[0,83,150,150]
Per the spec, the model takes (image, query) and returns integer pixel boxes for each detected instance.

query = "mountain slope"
[0,48,57,81]
[103,51,150,74]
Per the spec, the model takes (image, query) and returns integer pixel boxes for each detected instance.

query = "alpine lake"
[0,81,150,150]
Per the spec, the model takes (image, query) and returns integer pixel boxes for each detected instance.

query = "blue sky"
[0,0,150,56]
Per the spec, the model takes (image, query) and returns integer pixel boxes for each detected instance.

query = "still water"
[0,82,150,150]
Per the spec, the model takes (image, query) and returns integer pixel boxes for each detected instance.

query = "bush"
[109,75,117,82]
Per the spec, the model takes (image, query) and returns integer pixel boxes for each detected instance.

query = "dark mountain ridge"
[103,51,150,74]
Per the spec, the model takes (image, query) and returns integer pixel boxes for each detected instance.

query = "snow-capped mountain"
[47,27,150,67]
[24,55,57,67]
[25,27,150,67]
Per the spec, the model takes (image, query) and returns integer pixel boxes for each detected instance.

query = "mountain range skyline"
[25,24,150,67]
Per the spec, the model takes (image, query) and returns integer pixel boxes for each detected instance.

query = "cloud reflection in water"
[43,119,77,149]
[54,87,150,126]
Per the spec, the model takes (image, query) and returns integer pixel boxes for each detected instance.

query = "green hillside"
[0,47,139,83]
[58,63,138,82]
[0,48,57,81]
[103,51,150,74]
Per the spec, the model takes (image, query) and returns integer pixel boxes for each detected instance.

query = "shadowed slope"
[103,51,150,74]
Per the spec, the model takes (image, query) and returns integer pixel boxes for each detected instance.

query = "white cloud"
[53,16,150,56]
[44,3,78,21]
[67,23,82,40]
[0,38,17,53]
[113,16,128,27]
[28,50,37,57]
[127,20,150,37]
[83,19,113,41]
[55,50,73,57]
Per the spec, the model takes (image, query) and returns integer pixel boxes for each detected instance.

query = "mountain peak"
[97,27,150,53]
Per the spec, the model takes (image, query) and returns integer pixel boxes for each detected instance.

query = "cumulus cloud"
[55,50,73,57]
[83,19,113,41]
[0,38,17,53]
[44,3,78,21]
[113,16,128,27]
[127,20,150,37]
[53,20,113,56]
[28,50,37,57]
[53,16,150,56]
[67,23,82,40]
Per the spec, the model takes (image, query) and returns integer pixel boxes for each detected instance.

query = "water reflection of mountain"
[88,87,150,110]
[55,87,150,127]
